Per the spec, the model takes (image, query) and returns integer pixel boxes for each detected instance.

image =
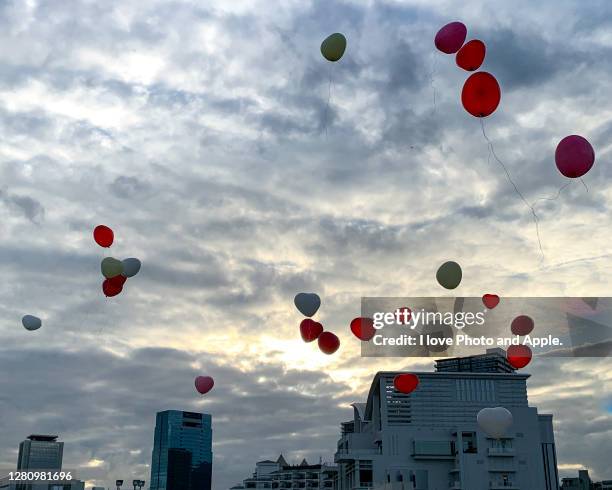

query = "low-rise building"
[561,470,612,489]
[230,455,337,490]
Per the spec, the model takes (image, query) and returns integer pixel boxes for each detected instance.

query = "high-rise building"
[334,348,560,490]
[229,455,338,489]
[0,435,84,490]
[17,435,64,471]
[149,411,213,490]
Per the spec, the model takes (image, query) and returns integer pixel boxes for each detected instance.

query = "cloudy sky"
[1,0,612,488]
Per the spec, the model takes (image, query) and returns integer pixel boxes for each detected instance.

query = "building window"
[359,461,373,487]
[462,432,477,453]
[490,439,512,450]
[456,379,495,402]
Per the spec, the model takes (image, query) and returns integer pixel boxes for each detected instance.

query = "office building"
[0,435,84,490]
[334,348,560,489]
[149,411,213,490]
[229,455,337,489]
[17,436,64,471]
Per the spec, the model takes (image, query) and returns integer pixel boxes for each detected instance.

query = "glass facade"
[150,411,213,490]
[17,436,63,471]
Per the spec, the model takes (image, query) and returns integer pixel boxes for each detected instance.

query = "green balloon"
[321,33,347,62]
[101,257,124,279]
[436,261,462,290]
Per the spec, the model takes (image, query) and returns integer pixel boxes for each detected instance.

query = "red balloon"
[300,319,323,343]
[482,294,500,309]
[461,72,501,117]
[350,317,375,341]
[195,376,214,395]
[102,275,126,297]
[456,39,486,71]
[113,275,127,287]
[318,331,340,355]
[395,307,412,325]
[434,21,467,54]
[93,225,114,248]
[394,373,419,394]
[555,135,595,178]
[507,344,532,369]
[511,315,534,336]
[102,278,123,297]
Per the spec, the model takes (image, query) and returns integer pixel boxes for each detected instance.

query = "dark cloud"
[483,28,569,90]
[110,176,152,199]
[0,190,45,223]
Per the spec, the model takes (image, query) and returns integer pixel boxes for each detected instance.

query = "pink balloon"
[555,135,595,178]
[195,376,214,395]
[434,21,467,54]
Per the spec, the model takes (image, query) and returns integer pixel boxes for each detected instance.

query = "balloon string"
[429,51,438,116]
[323,63,333,138]
[531,181,572,208]
[538,252,612,271]
[479,118,545,261]
[429,51,443,153]
[531,174,589,210]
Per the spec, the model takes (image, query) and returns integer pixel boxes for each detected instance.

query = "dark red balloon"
[102,280,122,297]
[394,373,419,394]
[507,344,532,369]
[434,21,467,54]
[555,135,595,178]
[102,275,126,297]
[350,317,376,341]
[94,225,114,248]
[456,39,486,71]
[482,294,500,309]
[511,315,534,336]
[461,72,501,117]
[397,307,412,324]
[300,319,323,343]
[318,331,340,355]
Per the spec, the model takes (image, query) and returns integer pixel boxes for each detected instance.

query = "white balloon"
[22,315,42,331]
[122,258,141,278]
[477,407,513,439]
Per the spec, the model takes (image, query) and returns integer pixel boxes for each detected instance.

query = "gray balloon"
[294,293,321,317]
[122,258,142,278]
[436,261,462,290]
[22,315,42,331]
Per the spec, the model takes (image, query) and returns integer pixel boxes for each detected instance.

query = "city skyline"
[1,0,612,489]
[1,351,609,489]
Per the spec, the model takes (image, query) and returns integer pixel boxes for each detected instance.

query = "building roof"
[435,348,517,373]
[27,435,58,442]
[351,402,366,421]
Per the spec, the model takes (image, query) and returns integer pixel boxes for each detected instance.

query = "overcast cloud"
[1,0,612,489]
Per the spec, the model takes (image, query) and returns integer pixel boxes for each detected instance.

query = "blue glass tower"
[150,411,213,490]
